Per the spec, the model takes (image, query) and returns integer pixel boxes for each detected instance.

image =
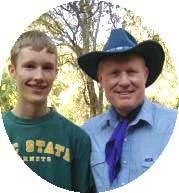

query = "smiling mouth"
[115,90,135,97]
[26,83,48,93]
[116,90,134,94]
[119,92,132,95]
[31,85,46,89]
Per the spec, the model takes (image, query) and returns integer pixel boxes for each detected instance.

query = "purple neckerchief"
[105,103,143,184]
[105,119,129,184]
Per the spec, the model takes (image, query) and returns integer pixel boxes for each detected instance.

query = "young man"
[2,30,96,193]
[78,28,178,191]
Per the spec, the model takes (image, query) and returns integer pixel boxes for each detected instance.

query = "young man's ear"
[8,64,16,78]
[55,67,59,77]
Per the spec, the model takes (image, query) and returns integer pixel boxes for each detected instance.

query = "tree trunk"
[97,84,103,115]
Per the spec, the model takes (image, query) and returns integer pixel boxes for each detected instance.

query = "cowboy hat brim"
[78,40,165,87]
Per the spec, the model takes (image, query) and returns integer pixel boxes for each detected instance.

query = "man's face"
[9,46,57,105]
[98,55,149,116]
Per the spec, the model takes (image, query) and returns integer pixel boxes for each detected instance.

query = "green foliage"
[1,1,178,124]
[49,73,68,109]
[176,97,179,109]
[29,1,178,122]
[122,10,178,109]
[0,70,17,112]
[0,68,67,113]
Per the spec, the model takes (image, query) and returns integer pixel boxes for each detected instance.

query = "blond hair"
[10,30,57,65]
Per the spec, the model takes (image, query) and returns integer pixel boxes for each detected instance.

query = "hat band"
[105,46,133,52]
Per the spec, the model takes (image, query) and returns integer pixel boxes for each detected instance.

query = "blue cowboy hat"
[78,28,165,87]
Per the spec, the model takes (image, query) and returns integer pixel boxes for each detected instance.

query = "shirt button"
[124,137,127,142]
[123,160,127,164]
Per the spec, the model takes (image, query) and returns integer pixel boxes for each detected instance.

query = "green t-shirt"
[2,109,96,193]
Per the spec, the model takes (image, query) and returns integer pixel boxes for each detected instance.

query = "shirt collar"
[105,106,119,128]
[103,97,154,129]
[129,97,153,127]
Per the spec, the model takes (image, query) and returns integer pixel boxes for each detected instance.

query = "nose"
[34,68,44,82]
[118,72,130,87]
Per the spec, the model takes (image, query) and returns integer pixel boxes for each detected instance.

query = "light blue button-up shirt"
[82,98,178,192]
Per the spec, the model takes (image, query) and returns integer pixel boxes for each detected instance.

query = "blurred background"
[0,0,178,125]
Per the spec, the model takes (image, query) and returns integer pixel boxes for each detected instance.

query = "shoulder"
[53,110,78,127]
[150,101,177,119]
[2,111,12,126]
[1,111,9,130]
[53,110,90,141]
[2,111,10,119]
[81,111,109,135]
[148,100,178,131]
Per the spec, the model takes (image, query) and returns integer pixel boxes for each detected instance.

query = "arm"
[72,133,96,193]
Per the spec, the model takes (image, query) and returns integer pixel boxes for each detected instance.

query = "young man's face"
[98,54,149,116]
[9,46,57,105]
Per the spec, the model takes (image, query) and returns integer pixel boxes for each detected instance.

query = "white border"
[0,0,178,193]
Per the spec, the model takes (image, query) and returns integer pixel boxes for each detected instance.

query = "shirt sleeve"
[71,132,96,193]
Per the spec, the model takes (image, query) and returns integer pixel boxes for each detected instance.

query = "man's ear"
[8,64,16,79]
[97,62,104,86]
[97,74,105,90]
[97,71,102,85]
[144,66,149,84]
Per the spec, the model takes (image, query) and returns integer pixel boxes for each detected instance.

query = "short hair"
[10,30,57,65]
[98,52,145,73]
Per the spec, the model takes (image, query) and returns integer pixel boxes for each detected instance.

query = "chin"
[118,103,136,113]
[28,97,47,105]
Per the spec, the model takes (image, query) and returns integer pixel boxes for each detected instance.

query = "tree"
[122,9,178,108]
[0,63,66,113]
[1,1,177,123]
[0,70,17,112]
[28,0,125,118]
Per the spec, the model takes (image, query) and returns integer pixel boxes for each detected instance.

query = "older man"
[78,28,177,192]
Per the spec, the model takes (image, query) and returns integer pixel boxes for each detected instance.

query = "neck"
[114,107,131,118]
[115,102,144,121]
[12,100,49,119]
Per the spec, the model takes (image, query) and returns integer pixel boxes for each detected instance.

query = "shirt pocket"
[91,152,108,191]
[141,156,155,169]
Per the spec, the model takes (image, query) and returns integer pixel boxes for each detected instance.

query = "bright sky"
[0,1,178,193]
